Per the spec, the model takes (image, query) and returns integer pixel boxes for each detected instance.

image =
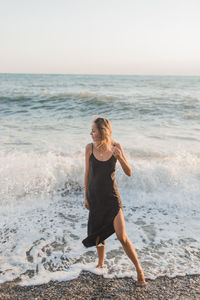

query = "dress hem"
[82,207,121,248]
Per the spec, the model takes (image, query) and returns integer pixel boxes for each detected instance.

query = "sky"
[1,0,200,75]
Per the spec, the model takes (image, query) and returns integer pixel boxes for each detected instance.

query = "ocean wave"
[1,90,199,123]
[0,95,33,102]
[183,113,200,120]
[0,91,118,103]
[0,150,84,205]
[0,149,199,211]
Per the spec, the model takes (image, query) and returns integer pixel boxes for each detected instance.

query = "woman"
[82,117,146,286]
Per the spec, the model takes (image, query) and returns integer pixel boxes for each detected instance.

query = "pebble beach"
[0,271,200,300]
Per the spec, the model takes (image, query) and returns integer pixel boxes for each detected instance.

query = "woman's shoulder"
[85,143,93,154]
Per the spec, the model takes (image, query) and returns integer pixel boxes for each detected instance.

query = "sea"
[0,73,199,285]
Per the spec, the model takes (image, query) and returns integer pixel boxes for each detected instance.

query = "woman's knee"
[117,234,128,245]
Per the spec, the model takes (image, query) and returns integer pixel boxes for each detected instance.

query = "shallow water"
[0,74,200,285]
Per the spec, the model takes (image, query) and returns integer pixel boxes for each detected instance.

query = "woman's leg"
[96,236,105,268]
[96,242,105,268]
[113,209,146,285]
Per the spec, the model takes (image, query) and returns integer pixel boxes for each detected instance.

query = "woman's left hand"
[112,142,132,176]
[112,145,122,160]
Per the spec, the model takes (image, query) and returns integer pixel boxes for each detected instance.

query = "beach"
[1,0,200,293]
[0,271,200,299]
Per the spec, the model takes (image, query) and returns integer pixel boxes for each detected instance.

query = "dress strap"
[91,143,93,153]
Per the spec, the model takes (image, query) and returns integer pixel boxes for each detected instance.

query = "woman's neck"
[95,141,112,152]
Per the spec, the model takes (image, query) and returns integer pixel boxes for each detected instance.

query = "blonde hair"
[93,116,114,149]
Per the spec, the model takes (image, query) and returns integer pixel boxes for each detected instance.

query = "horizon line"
[0,72,200,77]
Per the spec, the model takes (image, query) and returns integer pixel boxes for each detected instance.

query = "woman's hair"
[93,116,114,149]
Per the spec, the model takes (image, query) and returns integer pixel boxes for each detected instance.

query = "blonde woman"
[82,117,146,286]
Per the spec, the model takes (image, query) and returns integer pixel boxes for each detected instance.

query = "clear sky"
[1,0,200,75]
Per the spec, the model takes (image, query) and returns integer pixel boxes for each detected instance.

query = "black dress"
[82,143,122,248]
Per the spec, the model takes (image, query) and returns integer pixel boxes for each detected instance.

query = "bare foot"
[136,268,146,287]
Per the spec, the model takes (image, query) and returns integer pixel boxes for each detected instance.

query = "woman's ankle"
[96,262,104,268]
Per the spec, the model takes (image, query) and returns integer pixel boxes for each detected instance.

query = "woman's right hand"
[84,199,90,210]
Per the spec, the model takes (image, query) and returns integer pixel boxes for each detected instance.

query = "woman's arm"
[84,143,91,209]
[113,142,132,176]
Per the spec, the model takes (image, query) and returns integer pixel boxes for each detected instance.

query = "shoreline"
[0,271,200,300]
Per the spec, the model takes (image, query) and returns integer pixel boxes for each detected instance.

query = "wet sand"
[0,271,200,299]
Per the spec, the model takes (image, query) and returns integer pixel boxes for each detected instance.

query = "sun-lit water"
[0,73,200,285]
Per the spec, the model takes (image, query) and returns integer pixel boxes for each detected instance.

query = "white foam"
[0,148,200,285]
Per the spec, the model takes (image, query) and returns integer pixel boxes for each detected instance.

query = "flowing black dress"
[82,143,122,248]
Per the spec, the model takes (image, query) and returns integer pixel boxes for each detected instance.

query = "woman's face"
[90,123,101,142]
